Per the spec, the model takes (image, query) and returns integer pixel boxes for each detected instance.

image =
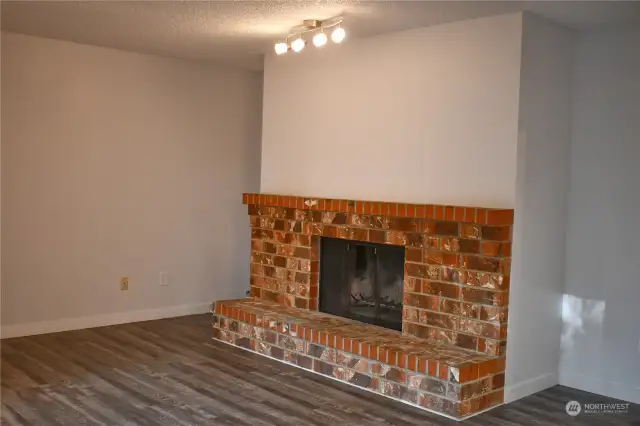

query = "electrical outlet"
[159,272,169,286]
[120,277,129,291]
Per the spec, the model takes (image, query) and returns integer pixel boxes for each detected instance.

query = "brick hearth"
[212,193,513,419]
[213,298,505,418]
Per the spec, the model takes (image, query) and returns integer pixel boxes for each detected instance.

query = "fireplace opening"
[319,237,404,331]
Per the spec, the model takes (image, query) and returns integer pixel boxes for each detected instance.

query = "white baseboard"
[504,372,558,403]
[0,302,212,339]
[559,372,640,405]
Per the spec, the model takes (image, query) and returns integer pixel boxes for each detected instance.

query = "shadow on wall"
[561,294,605,350]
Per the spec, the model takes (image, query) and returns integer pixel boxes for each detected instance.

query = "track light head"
[291,37,306,53]
[313,32,328,48]
[274,42,288,55]
[331,27,346,44]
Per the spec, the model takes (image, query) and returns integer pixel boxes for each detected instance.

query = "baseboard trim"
[505,372,558,403]
[560,372,640,405]
[0,302,212,339]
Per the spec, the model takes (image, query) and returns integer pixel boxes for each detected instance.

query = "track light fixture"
[273,18,345,56]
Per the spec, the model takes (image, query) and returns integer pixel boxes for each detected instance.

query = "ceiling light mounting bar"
[274,18,345,55]
[286,19,343,39]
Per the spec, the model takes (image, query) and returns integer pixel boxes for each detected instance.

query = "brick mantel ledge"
[242,193,514,225]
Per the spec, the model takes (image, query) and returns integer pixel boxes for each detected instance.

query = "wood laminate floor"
[1,314,638,425]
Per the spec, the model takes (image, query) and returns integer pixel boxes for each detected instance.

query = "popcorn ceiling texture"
[211,193,512,418]
[2,1,632,70]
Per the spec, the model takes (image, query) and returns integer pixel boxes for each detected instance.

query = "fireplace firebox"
[319,237,404,331]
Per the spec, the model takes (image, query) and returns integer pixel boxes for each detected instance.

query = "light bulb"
[313,32,328,48]
[274,42,288,55]
[331,27,346,44]
[291,37,305,53]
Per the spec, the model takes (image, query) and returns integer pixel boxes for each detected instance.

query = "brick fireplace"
[212,193,513,419]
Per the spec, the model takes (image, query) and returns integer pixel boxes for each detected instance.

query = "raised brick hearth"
[212,193,513,419]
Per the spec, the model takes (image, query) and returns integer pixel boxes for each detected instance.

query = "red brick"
[405,247,423,263]
[319,332,328,346]
[481,226,511,241]
[432,221,459,236]
[438,364,449,380]
[361,343,371,358]
[427,360,438,377]
[457,364,474,383]
[445,206,455,221]
[424,205,435,219]
[397,353,406,369]
[334,335,343,350]
[461,224,481,239]
[486,209,514,226]
[384,202,395,216]
[462,207,476,222]
[476,208,488,224]
[478,359,497,377]
[407,355,417,371]
[363,202,372,215]
[369,230,386,244]
[481,241,512,257]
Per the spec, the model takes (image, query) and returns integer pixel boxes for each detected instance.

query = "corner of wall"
[505,13,574,403]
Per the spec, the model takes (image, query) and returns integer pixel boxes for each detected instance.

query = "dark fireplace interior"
[319,237,404,331]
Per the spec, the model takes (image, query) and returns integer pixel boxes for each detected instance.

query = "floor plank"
[2,314,638,425]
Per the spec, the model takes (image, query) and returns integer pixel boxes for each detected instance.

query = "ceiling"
[2,1,639,70]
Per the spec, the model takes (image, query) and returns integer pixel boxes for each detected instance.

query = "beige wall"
[559,26,640,404]
[261,13,522,208]
[1,32,263,336]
